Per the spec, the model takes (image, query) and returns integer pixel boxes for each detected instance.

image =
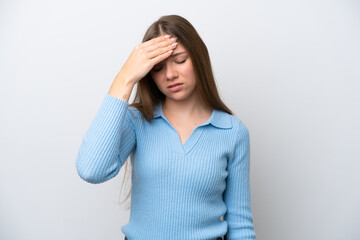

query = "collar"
[153,101,232,129]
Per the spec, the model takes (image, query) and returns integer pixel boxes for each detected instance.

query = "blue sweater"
[76,93,256,240]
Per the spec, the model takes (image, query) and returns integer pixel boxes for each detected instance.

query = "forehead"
[154,43,188,66]
[172,42,186,52]
[170,42,188,56]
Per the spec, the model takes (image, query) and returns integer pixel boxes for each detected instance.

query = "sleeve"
[75,93,136,184]
[223,122,256,239]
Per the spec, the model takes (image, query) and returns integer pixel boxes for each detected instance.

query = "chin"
[165,92,190,101]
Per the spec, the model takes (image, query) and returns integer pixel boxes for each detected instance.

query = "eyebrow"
[170,52,187,58]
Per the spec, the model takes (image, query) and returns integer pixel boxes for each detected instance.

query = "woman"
[76,15,256,240]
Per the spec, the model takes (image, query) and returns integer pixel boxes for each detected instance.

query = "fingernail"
[168,50,173,54]
[172,42,178,47]
[164,35,171,38]
[171,37,176,42]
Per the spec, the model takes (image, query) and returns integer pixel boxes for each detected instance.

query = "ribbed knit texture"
[76,93,256,240]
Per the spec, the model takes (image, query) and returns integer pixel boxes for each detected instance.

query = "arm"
[224,123,256,239]
[75,93,136,184]
[75,35,178,183]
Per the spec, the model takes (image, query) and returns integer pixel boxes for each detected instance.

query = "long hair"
[119,15,233,209]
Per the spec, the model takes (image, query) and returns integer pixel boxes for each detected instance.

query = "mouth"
[168,83,183,88]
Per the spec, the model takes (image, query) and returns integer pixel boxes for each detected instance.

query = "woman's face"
[150,42,198,102]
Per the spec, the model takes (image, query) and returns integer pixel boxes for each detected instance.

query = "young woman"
[76,15,256,240]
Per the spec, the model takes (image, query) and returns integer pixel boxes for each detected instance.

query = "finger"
[145,37,176,52]
[150,49,174,66]
[141,34,171,48]
[147,42,178,59]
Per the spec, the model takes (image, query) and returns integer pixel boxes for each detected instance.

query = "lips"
[168,83,183,88]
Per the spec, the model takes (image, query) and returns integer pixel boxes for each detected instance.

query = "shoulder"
[221,111,250,144]
[233,117,250,146]
[128,105,142,116]
[211,110,249,148]
[214,110,249,135]
[232,115,249,136]
[126,105,145,123]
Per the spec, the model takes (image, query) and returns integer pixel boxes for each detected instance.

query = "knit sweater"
[75,93,256,240]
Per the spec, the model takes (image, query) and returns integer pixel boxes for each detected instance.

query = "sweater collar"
[153,101,232,129]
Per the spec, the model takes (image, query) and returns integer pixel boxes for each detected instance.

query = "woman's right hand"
[117,35,178,85]
[108,35,177,101]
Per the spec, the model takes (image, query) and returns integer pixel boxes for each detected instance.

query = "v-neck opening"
[179,125,199,146]
[159,105,215,154]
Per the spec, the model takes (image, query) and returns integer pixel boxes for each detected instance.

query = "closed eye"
[152,64,163,72]
[176,59,187,64]
[152,58,187,72]
[152,67,162,72]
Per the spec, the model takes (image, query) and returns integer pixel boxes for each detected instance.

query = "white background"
[1,0,359,239]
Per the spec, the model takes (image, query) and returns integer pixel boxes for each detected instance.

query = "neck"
[162,93,211,119]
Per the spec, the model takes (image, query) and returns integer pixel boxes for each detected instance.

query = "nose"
[164,63,178,80]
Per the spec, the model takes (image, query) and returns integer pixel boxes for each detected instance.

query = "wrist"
[108,74,135,102]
